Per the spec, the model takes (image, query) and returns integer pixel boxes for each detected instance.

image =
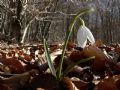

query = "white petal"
[77,26,88,48]
[84,26,95,44]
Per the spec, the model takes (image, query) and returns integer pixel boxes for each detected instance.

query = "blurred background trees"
[0,0,120,44]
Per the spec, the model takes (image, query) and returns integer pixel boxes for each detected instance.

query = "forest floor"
[0,41,120,90]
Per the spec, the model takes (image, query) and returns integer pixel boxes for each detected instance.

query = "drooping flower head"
[77,18,95,48]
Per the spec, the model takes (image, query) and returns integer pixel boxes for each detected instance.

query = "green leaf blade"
[43,39,57,77]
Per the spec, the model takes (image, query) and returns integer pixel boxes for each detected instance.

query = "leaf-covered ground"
[0,40,120,90]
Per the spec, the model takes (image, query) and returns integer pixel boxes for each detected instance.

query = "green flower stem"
[78,17,85,26]
[57,8,94,79]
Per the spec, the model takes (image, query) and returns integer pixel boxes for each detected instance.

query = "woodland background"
[0,0,120,44]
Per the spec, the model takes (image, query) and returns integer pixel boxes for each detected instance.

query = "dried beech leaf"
[23,53,32,61]
[95,39,103,47]
[0,84,12,90]
[69,50,83,62]
[67,42,75,51]
[72,80,87,90]
[30,73,58,89]
[95,75,120,90]
[83,45,108,72]
[2,58,25,74]
[60,77,74,90]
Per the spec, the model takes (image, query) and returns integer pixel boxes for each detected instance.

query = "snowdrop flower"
[77,18,95,48]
